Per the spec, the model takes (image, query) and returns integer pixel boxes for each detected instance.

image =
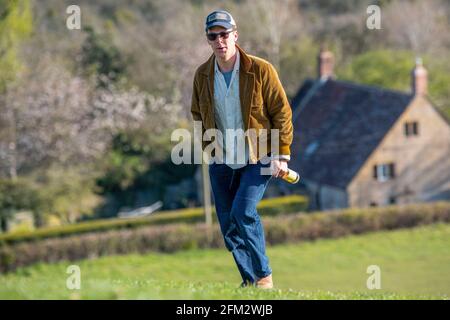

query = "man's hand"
[271,159,288,178]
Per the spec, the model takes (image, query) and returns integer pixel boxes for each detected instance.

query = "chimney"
[412,57,428,96]
[318,46,335,80]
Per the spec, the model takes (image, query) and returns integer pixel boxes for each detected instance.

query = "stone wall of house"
[348,96,450,207]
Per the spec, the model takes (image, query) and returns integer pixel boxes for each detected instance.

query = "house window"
[404,121,419,136]
[373,163,396,182]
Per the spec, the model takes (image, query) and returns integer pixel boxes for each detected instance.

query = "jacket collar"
[200,43,253,76]
[201,43,255,131]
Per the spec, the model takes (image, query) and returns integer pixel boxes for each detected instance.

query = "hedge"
[0,195,308,245]
[0,201,449,273]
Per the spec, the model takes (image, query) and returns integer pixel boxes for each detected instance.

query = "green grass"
[0,223,449,300]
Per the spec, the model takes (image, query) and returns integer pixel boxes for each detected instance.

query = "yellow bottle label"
[282,169,300,184]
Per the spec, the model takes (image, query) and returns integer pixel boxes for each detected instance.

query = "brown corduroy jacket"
[191,44,293,163]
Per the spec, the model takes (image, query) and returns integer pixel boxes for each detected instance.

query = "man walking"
[191,10,293,289]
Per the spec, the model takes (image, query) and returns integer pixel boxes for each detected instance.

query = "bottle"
[281,168,300,184]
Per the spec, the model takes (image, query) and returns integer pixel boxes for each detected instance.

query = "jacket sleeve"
[262,63,294,157]
[190,72,207,151]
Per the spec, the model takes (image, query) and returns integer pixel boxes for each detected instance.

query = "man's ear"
[234,31,239,42]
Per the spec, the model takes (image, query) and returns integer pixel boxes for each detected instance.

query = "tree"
[0,178,41,232]
[279,37,320,98]
[338,50,450,118]
[1,57,182,177]
[338,50,414,92]
[0,0,32,91]
[0,0,32,180]
[80,26,127,87]
[229,0,303,71]
[383,0,450,55]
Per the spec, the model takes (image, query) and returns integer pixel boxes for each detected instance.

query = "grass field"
[0,223,449,300]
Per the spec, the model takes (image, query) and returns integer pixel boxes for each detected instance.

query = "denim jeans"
[208,160,273,283]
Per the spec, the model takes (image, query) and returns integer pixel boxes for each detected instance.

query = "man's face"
[206,26,238,60]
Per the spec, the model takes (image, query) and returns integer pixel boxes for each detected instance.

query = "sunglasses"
[206,29,235,41]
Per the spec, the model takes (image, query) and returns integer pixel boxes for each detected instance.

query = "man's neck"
[216,48,237,73]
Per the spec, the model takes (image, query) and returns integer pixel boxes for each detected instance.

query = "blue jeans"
[209,160,273,283]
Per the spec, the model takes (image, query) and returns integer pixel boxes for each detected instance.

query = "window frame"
[404,121,419,137]
[373,163,396,182]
